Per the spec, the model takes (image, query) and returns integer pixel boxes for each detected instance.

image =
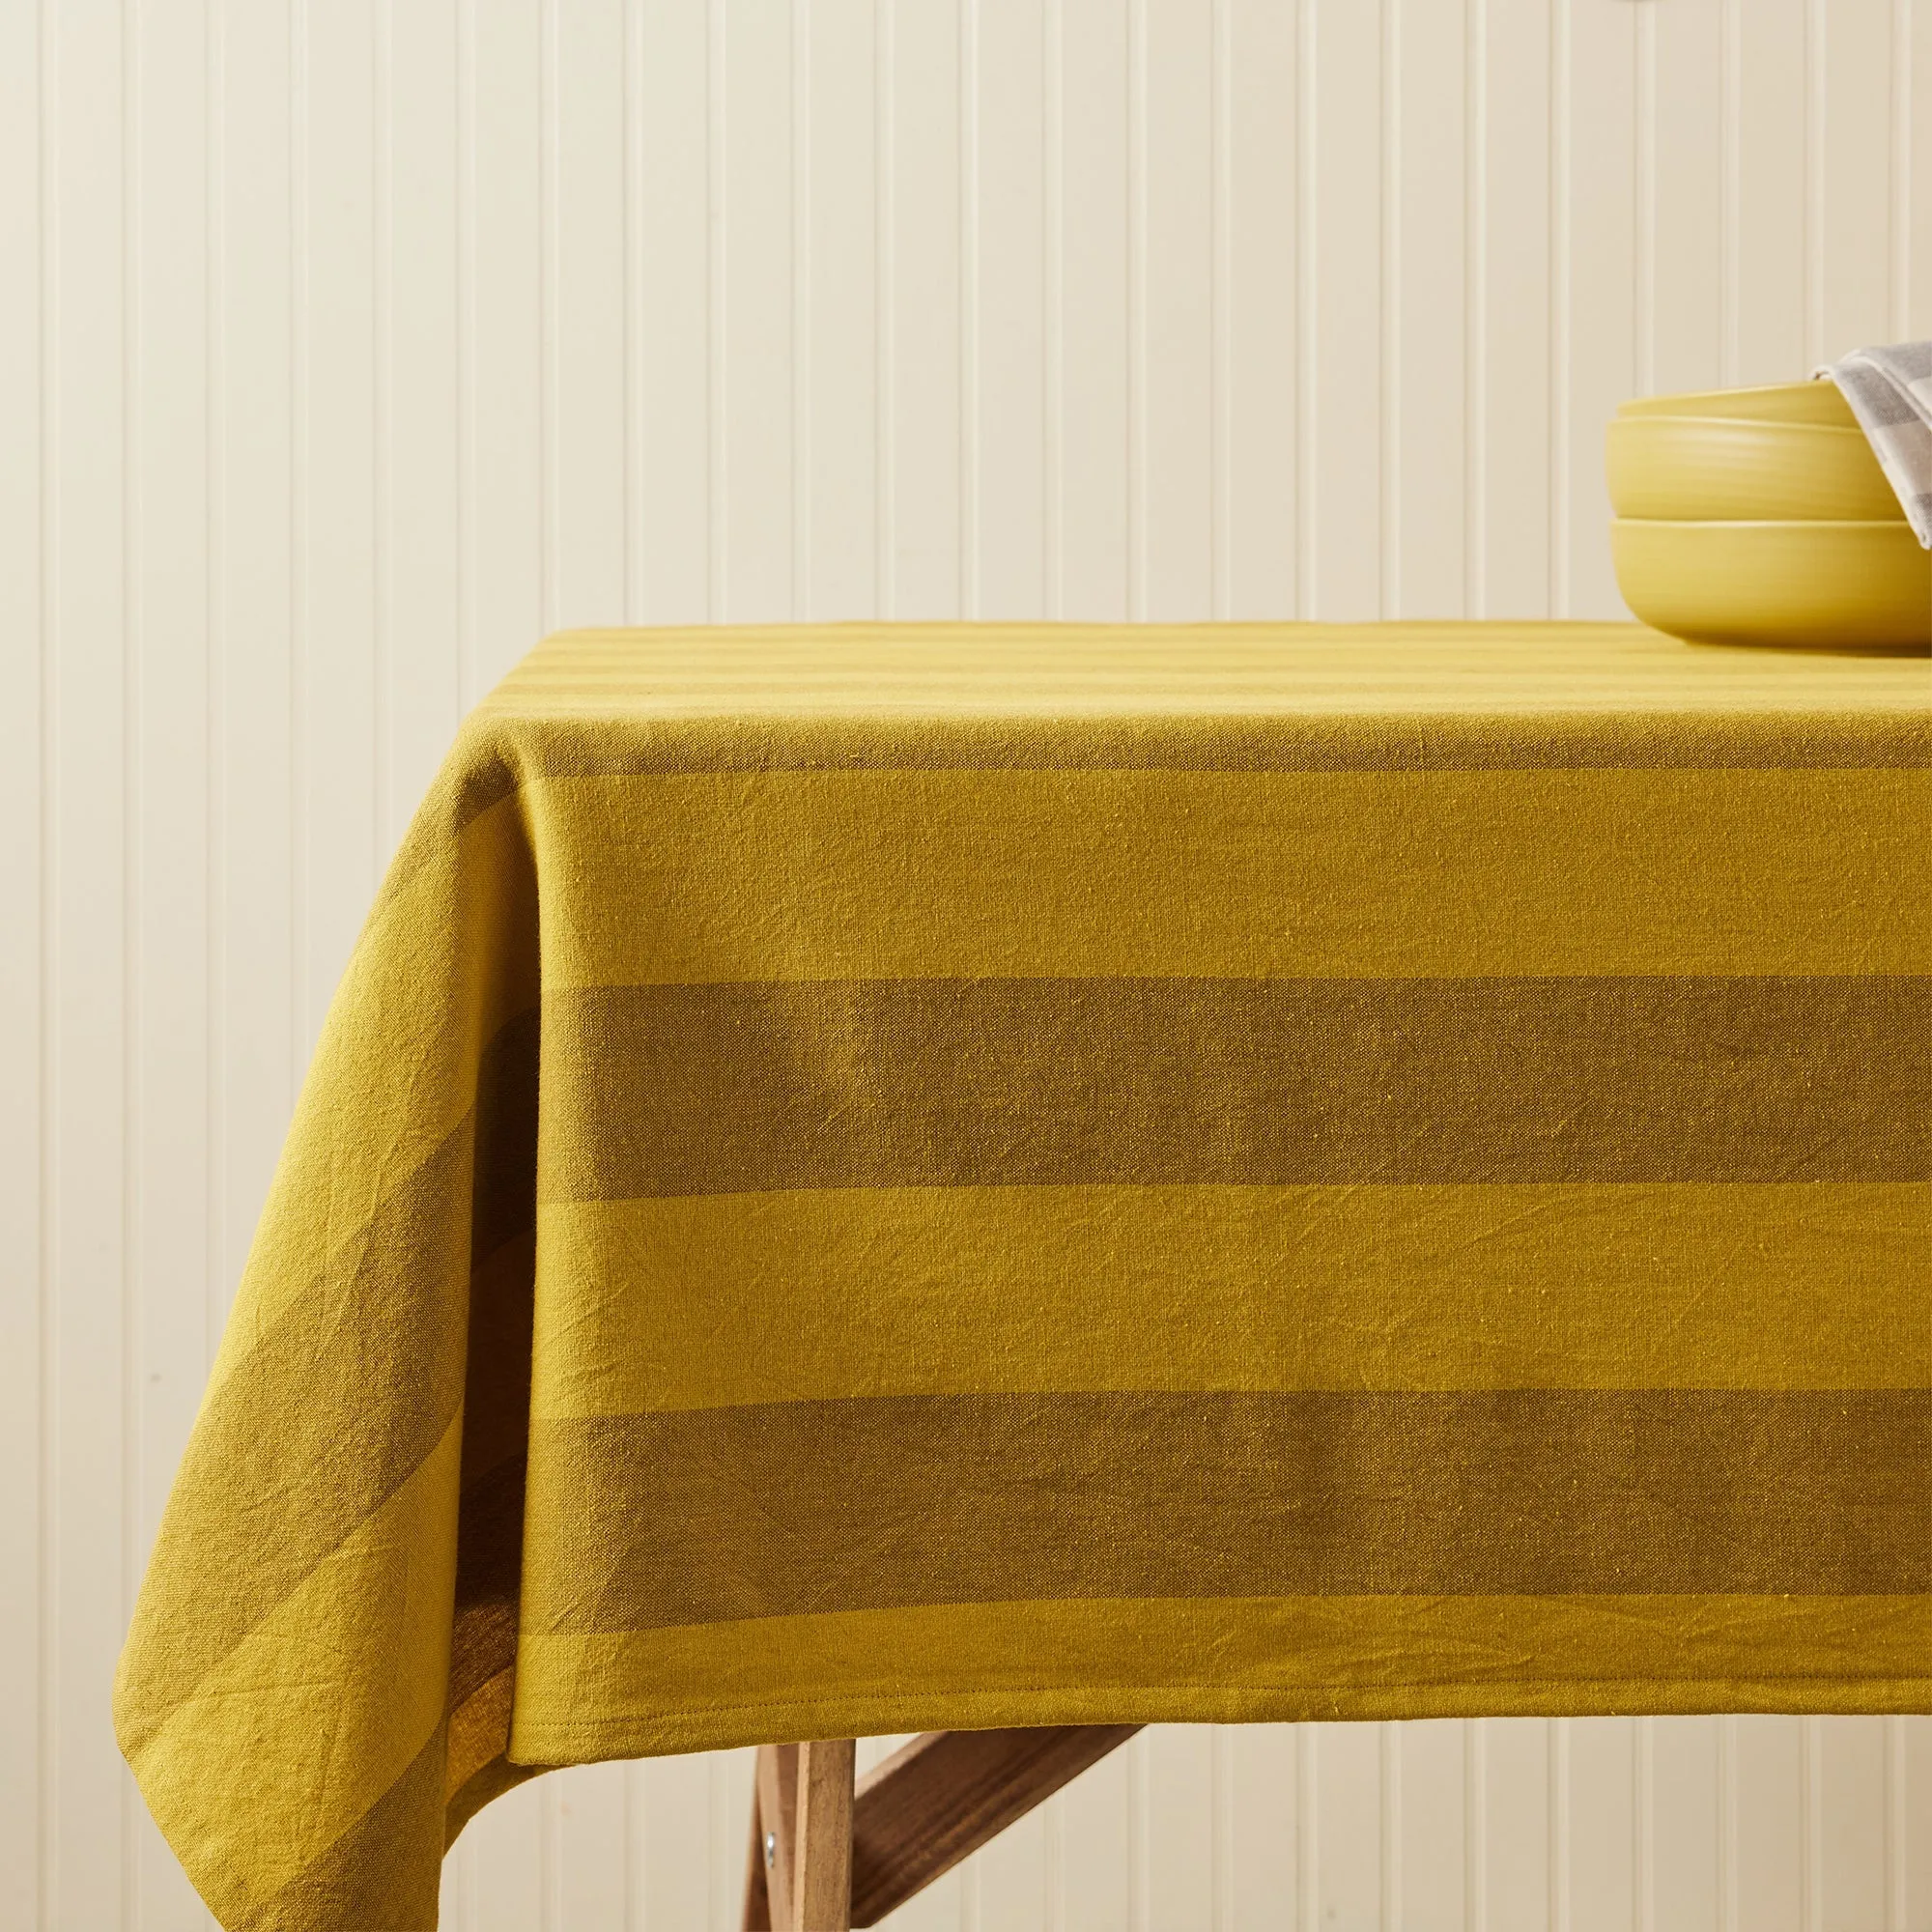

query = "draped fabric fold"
[118,621,1932,1930]
[1826,340,1932,544]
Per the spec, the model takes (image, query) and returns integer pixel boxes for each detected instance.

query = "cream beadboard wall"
[3,1,1928,1928]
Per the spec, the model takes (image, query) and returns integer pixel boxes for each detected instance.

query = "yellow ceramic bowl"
[1616,380,1857,429]
[1610,519,1931,648]
[1606,415,1901,523]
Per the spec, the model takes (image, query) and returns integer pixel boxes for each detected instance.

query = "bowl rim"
[1605,414,1870,440]
[1615,379,1840,409]
[1609,516,1918,533]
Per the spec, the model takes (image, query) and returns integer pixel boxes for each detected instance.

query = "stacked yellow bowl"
[1607,381,1930,647]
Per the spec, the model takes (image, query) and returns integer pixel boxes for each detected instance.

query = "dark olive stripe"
[525,1390,1932,1634]
[119,1014,540,1741]
[542,976,1929,1198]
[363,731,541,952]
[448,713,1932,841]
[236,1727,447,1932]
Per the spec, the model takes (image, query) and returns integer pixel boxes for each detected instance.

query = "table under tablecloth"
[118,621,1931,1930]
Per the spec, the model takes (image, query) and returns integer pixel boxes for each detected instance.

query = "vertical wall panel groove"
[1042,0,1062,622]
[706,0,724,620]
[1804,0,1825,368]
[1209,1728,1233,1932]
[131,4,215,1923]
[457,0,476,701]
[1226,0,1295,623]
[1124,0,1144,621]
[1126,1727,1150,1932]
[298,0,376,1054]
[1916,0,1932,337]
[1379,0,1398,623]
[1462,0,1484,618]
[1634,0,1655,398]
[972,0,1045,621]
[805,0,879,623]
[1208,0,1230,621]
[1719,0,1741,387]
[33,2,56,1921]
[1636,1717,1655,1932]
[536,0,553,636]
[1310,0,1386,618]
[1719,1716,1739,1932]
[1057,0,1126,624]
[874,0,894,621]
[790,0,810,620]
[723,0,793,625]
[1144,0,1213,621]
[1464,1719,1487,1932]
[38,143,55,1932]
[634,0,706,630]
[1802,1714,1821,1932]
[372,0,391,863]
[1548,0,1568,618]
[120,0,142,1917]
[49,4,135,1926]
[532,9,558,1911]
[1294,0,1316,620]
[202,0,223,1387]
[289,0,309,1076]
[958,0,977,618]
[1886,1716,1907,1932]
[1550,1720,1570,1932]
[1380,1723,1401,1932]
[1892,1,1912,340]
[9,6,1928,1925]
[0,15,45,1931]
[621,0,638,633]
[1480,0,1551,619]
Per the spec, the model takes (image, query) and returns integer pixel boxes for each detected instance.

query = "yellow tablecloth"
[119,622,1931,1930]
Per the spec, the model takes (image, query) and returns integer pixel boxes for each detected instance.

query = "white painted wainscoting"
[4,1,1929,1926]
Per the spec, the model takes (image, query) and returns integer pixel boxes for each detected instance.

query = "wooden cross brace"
[742,1725,1143,1931]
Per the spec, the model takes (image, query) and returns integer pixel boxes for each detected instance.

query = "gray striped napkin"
[1823,340,1932,548]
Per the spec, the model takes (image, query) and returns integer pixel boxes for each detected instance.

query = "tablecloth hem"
[507,1675,1932,1764]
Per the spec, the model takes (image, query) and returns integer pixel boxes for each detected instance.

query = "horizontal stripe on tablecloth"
[520,1390,1932,1634]
[480,621,1932,742]
[510,1594,1932,1757]
[452,713,1932,812]
[539,976,1930,1198]
[527,767,1929,984]
[528,1182,1932,1416]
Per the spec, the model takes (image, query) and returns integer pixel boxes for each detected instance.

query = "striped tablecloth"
[118,622,1931,1930]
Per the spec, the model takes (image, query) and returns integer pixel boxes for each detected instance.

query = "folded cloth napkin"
[1824,340,1932,547]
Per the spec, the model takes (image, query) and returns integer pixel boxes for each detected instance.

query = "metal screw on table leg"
[748,1745,796,1932]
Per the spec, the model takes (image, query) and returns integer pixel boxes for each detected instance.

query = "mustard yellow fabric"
[118,622,1932,1930]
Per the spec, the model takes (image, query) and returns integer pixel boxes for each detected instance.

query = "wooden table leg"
[791,1739,857,1930]
[744,1724,1135,1929]
[743,1772,774,1932]
[749,1744,798,1931]
[746,1738,857,1932]
[848,1725,1142,1925]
